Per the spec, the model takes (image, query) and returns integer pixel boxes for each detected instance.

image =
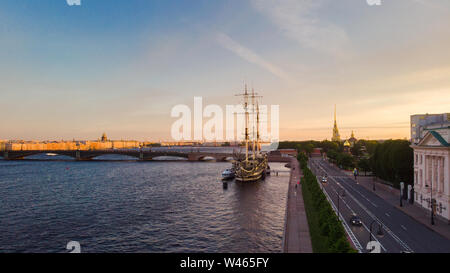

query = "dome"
[101,133,108,142]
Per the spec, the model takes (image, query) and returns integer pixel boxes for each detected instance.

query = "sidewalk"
[341,170,450,240]
[283,158,313,253]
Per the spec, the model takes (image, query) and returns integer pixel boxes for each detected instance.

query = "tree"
[371,140,413,188]
[319,140,339,154]
[337,153,354,170]
[327,150,338,163]
[350,142,363,157]
[357,158,371,176]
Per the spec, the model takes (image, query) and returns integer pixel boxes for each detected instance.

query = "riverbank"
[282,157,313,253]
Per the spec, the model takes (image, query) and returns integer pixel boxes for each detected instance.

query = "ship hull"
[234,155,268,182]
[235,172,263,182]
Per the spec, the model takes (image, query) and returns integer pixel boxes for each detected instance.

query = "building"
[101,132,108,142]
[348,131,357,147]
[270,149,298,157]
[343,139,351,153]
[411,113,450,144]
[311,148,322,157]
[331,105,341,142]
[411,124,450,221]
[2,134,141,151]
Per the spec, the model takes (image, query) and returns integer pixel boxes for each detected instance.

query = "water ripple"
[0,159,289,253]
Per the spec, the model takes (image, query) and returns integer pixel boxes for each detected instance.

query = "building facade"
[0,134,141,151]
[411,127,450,221]
[411,113,450,144]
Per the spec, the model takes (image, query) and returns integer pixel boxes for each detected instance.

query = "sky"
[1,0,450,141]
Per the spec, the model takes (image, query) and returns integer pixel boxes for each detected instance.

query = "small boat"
[221,168,235,180]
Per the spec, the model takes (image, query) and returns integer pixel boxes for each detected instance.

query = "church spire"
[332,105,341,142]
[334,104,337,123]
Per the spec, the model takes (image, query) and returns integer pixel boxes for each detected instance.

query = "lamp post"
[337,189,346,221]
[400,182,404,207]
[369,220,384,242]
[425,184,435,225]
[372,172,376,191]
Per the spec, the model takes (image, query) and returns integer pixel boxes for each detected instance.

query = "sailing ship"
[234,85,268,182]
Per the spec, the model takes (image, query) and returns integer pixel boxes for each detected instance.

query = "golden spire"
[332,105,341,142]
[334,104,337,122]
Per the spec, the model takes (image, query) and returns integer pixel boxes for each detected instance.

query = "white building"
[411,126,450,221]
[411,113,450,144]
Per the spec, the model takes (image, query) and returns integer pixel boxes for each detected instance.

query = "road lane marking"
[338,177,379,208]
[320,183,364,252]
[330,175,414,253]
[328,184,387,252]
[310,161,413,253]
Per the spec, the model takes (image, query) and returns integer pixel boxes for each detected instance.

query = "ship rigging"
[234,85,268,182]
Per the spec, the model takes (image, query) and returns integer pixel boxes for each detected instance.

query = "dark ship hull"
[234,154,268,182]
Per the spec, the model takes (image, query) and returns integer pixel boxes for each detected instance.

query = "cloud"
[216,32,294,83]
[250,0,349,57]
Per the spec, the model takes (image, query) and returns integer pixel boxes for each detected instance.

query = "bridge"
[0,149,237,161]
[0,149,293,162]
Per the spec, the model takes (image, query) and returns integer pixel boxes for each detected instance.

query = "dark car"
[349,215,362,226]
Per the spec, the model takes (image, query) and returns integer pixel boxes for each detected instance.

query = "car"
[321,176,327,183]
[349,215,362,226]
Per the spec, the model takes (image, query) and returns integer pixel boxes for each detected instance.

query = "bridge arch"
[90,154,140,160]
[151,156,188,161]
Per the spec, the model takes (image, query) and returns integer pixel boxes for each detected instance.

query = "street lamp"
[337,189,346,221]
[425,184,435,225]
[372,172,376,191]
[399,182,404,207]
[369,220,384,242]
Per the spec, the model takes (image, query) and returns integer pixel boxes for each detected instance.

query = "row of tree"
[281,138,414,187]
[298,154,356,253]
[370,140,413,187]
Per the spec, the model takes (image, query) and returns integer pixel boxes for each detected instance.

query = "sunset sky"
[1,0,450,141]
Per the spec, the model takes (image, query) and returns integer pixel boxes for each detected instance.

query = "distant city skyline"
[1,1,450,141]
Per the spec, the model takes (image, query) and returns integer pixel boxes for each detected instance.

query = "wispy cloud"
[216,32,294,83]
[250,0,349,57]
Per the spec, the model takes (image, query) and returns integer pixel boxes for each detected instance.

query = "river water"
[0,156,290,253]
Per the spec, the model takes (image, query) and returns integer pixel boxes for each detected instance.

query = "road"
[309,158,450,253]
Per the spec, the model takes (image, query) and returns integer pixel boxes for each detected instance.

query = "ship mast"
[256,99,260,152]
[244,85,249,161]
[236,84,262,162]
[251,88,256,160]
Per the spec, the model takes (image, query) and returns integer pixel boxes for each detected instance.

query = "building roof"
[429,131,450,147]
[416,130,450,147]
